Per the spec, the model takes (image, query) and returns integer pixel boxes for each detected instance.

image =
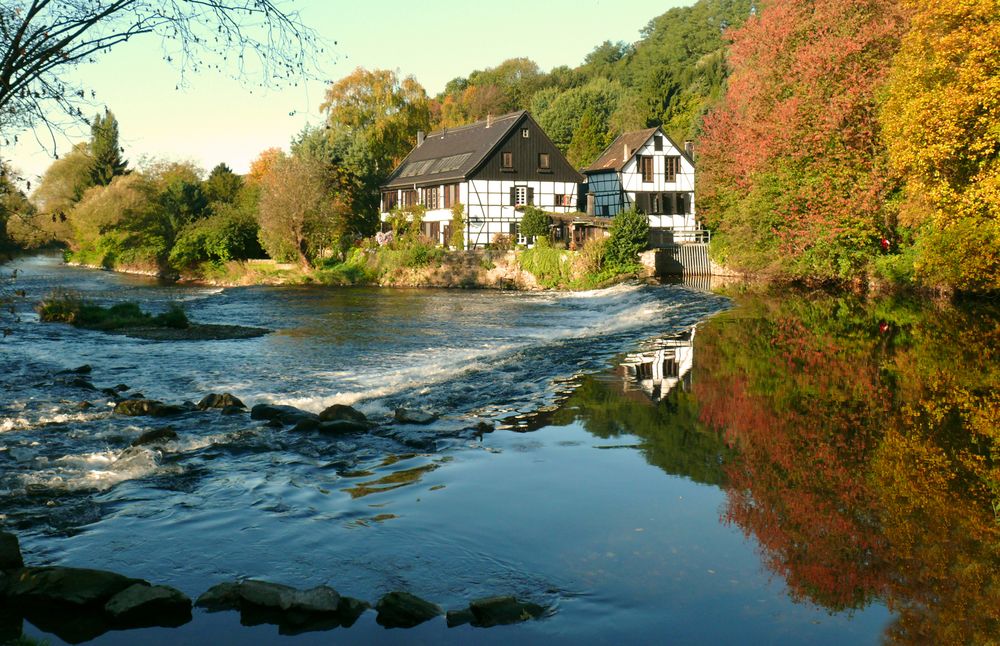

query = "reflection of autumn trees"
[695,295,1000,642]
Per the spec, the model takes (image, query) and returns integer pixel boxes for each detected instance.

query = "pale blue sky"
[8,0,687,184]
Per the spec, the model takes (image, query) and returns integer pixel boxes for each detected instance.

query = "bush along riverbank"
[170,207,655,291]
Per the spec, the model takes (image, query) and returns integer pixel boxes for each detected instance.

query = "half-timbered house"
[380,111,584,248]
[583,127,698,243]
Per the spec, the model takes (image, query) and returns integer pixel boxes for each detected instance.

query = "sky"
[5,0,688,187]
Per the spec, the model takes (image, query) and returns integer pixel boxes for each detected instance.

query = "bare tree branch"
[0,0,321,146]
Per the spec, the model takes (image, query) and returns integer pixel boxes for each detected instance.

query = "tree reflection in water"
[693,294,1000,644]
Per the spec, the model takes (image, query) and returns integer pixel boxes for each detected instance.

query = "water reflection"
[619,326,695,401]
[566,293,1000,644]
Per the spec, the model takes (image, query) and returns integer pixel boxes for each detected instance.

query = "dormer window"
[521,128,530,138]
[538,153,550,170]
[654,135,663,151]
[502,151,514,170]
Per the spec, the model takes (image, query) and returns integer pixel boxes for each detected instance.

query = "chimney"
[684,140,694,157]
[416,131,425,147]
[486,113,493,128]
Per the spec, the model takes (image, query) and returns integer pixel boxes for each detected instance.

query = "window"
[538,153,550,170]
[639,156,654,183]
[422,186,440,210]
[554,193,572,207]
[665,156,681,183]
[650,193,661,214]
[443,183,460,209]
[654,135,663,151]
[521,128,530,138]
[501,151,513,170]
[402,189,418,207]
[381,191,398,212]
[510,186,534,207]
[510,222,530,245]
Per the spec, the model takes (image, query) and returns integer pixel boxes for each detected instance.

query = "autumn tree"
[89,109,127,186]
[879,0,1000,291]
[0,1,318,144]
[698,0,907,281]
[320,68,431,231]
[257,151,348,268]
[28,142,94,243]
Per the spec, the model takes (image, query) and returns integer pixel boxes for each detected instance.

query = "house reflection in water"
[619,326,695,401]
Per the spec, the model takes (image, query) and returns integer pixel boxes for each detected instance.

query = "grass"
[37,292,189,330]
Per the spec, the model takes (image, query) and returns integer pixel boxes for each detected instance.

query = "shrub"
[37,292,188,330]
[169,204,263,270]
[605,208,649,272]
[577,236,608,276]
[519,244,573,288]
[519,206,551,241]
[490,233,513,252]
[450,203,466,250]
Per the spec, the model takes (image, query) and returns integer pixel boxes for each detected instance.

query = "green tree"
[202,163,243,206]
[566,107,612,169]
[29,142,94,243]
[450,203,466,250]
[89,109,127,186]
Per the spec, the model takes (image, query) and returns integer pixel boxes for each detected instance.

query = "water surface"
[2,254,997,643]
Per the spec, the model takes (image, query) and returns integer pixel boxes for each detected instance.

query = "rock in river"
[319,404,368,425]
[196,579,341,614]
[250,404,319,426]
[468,595,546,627]
[394,408,439,425]
[0,532,24,572]
[375,591,442,628]
[198,393,246,410]
[114,399,185,417]
[131,427,178,447]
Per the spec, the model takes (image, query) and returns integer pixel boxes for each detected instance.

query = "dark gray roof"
[382,111,527,189]
[583,126,694,174]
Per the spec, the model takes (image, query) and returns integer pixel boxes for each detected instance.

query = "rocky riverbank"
[0,530,549,642]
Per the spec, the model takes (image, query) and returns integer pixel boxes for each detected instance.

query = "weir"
[641,243,712,276]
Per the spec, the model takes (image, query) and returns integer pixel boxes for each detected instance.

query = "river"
[1,254,997,644]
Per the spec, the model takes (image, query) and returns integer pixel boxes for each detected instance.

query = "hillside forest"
[0,0,996,293]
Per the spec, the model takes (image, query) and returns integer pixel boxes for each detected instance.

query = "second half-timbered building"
[583,127,698,242]
[380,111,584,248]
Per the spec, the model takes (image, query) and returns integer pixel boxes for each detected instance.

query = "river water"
[2,254,997,644]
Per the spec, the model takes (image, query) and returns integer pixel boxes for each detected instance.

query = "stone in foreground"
[2,567,146,606]
[0,532,24,572]
[375,591,442,628]
[469,595,546,627]
[104,583,192,627]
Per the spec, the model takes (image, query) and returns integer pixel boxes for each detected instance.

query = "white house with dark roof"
[380,111,584,248]
[583,127,698,242]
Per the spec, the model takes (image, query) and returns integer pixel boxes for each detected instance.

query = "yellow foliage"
[880,0,1000,290]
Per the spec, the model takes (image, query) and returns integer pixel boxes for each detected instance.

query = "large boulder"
[198,393,246,410]
[319,404,368,425]
[250,404,319,426]
[393,408,439,425]
[104,583,192,627]
[468,596,546,627]
[375,591,441,628]
[114,399,185,417]
[2,567,146,606]
[0,532,23,571]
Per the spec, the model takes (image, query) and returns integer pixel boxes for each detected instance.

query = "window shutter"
[510,187,516,206]
[527,188,534,205]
